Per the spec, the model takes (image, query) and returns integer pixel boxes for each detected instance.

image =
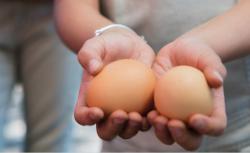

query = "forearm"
[54,0,112,52]
[182,0,250,62]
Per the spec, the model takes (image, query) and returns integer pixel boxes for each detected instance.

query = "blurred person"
[55,0,250,152]
[0,0,82,152]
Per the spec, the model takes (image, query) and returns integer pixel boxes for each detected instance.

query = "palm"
[75,29,155,140]
[150,38,227,150]
[154,39,226,124]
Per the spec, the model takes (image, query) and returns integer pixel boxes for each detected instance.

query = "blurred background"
[0,1,103,152]
[3,85,102,152]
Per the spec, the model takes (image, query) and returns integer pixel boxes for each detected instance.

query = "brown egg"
[86,59,156,115]
[154,66,213,122]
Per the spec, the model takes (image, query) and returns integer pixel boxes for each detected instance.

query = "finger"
[74,107,104,125]
[96,110,128,141]
[189,87,227,136]
[153,116,174,145]
[141,117,151,131]
[147,110,160,125]
[78,37,105,75]
[189,114,226,136]
[200,55,227,88]
[74,75,104,125]
[76,74,93,108]
[134,43,155,67]
[75,75,88,108]
[203,67,225,88]
[168,38,227,88]
[153,49,173,78]
[119,112,142,139]
[187,41,227,88]
[168,120,202,151]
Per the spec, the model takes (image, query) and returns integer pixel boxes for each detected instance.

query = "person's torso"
[101,0,236,50]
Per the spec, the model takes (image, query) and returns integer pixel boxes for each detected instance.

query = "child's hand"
[74,27,155,140]
[148,37,227,150]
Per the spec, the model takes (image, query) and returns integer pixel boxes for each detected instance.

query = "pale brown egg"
[154,66,213,122]
[86,59,156,115]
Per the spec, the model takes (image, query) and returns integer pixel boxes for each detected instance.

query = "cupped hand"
[74,27,155,140]
[148,37,227,150]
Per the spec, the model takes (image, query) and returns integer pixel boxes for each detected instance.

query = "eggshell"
[154,66,213,121]
[86,59,156,115]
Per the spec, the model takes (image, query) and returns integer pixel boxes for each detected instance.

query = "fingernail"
[89,59,101,74]
[214,71,223,83]
[193,119,205,130]
[113,118,125,124]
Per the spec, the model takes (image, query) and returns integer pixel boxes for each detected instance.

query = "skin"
[54,0,250,151]
[148,38,227,150]
[54,0,155,140]
[74,28,155,140]
[148,0,250,150]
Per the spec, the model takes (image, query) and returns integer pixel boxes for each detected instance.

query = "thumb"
[78,37,104,75]
[198,53,227,88]
[170,38,227,88]
[203,67,226,88]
